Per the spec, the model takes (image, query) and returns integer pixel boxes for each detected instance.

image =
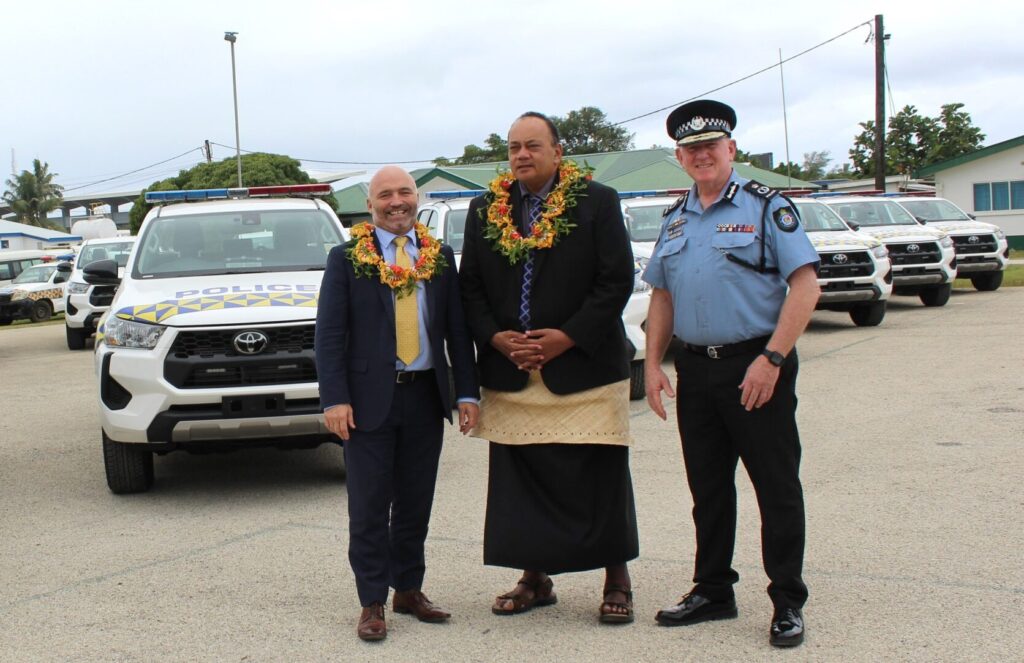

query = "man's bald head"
[367,165,419,234]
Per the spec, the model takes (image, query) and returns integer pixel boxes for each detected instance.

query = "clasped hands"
[491,329,573,371]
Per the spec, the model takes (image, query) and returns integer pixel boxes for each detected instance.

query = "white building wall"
[933,144,1024,243]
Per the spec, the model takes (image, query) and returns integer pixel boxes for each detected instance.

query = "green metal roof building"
[334,148,818,224]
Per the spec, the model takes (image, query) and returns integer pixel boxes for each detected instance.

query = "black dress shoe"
[655,592,737,626]
[770,607,804,647]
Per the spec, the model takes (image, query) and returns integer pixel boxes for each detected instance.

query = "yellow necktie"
[393,236,420,365]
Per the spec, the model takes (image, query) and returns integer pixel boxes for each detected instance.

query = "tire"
[849,301,886,327]
[66,324,88,350]
[919,283,952,307]
[0,317,11,326]
[29,299,52,323]
[102,430,154,494]
[629,361,645,401]
[970,271,1003,292]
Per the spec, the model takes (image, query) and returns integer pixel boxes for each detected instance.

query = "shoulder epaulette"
[662,190,689,217]
[743,180,780,200]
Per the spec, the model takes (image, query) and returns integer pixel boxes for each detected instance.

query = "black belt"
[680,336,770,360]
[395,369,433,384]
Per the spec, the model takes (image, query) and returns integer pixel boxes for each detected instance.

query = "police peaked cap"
[666,100,737,145]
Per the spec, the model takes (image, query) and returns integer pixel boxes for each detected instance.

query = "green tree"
[129,153,336,233]
[849,103,985,178]
[436,133,508,166]
[2,159,64,228]
[551,106,633,155]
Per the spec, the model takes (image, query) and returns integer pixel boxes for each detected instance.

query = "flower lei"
[346,222,447,298]
[480,160,592,264]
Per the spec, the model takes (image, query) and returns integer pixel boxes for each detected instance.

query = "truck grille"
[89,285,117,307]
[817,251,873,279]
[951,234,997,255]
[164,324,317,389]
[888,242,941,266]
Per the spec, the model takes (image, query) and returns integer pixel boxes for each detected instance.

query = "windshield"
[78,241,134,268]
[133,209,344,278]
[12,264,57,284]
[793,202,849,231]
[827,200,919,227]
[445,209,468,253]
[898,199,971,222]
[624,204,668,242]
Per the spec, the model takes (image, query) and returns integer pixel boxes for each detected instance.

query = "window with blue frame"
[974,180,1024,211]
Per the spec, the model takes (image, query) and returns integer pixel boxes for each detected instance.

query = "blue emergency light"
[144,184,333,204]
[426,190,485,199]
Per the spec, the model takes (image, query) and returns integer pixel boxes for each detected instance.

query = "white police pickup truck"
[822,195,957,307]
[0,260,71,324]
[791,198,893,326]
[417,190,651,400]
[84,184,349,493]
[892,196,1009,291]
[63,236,137,349]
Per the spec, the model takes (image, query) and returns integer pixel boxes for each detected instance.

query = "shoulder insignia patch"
[662,191,689,217]
[723,182,740,201]
[773,206,799,233]
[743,180,779,200]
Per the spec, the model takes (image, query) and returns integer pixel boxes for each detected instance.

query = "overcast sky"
[4,0,1022,196]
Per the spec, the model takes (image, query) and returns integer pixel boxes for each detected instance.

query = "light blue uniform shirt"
[373,226,432,371]
[642,171,819,345]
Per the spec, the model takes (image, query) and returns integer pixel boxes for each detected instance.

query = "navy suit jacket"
[315,239,479,432]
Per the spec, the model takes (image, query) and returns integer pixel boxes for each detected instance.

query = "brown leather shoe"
[357,603,386,641]
[392,589,451,623]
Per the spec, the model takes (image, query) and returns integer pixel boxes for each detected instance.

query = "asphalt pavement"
[1,287,1022,662]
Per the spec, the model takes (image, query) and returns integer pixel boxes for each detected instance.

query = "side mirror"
[915,216,927,224]
[54,272,68,284]
[83,259,121,286]
[968,213,976,220]
[56,262,73,273]
[846,220,860,231]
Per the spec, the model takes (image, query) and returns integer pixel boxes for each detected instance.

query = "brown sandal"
[492,577,558,615]
[599,584,634,624]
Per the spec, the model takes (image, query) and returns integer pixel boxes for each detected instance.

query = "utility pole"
[874,14,887,192]
[204,140,213,163]
[224,31,242,187]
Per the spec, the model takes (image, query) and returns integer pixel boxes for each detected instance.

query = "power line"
[610,20,875,127]
[209,141,444,166]
[62,147,205,192]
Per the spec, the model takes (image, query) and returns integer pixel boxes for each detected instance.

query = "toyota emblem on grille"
[833,253,849,265]
[233,330,269,355]
[968,235,980,244]
[906,244,920,253]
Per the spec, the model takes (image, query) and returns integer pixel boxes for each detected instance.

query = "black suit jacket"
[315,239,479,432]
[459,178,634,394]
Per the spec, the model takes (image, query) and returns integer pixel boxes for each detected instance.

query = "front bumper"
[96,328,327,445]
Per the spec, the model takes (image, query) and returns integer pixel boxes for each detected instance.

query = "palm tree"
[2,159,65,228]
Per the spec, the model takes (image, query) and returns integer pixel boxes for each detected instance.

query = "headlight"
[633,258,651,293]
[940,236,954,248]
[67,281,91,294]
[10,289,28,302]
[871,245,889,259]
[103,315,166,349]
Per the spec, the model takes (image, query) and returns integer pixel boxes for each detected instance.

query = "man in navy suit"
[315,166,480,642]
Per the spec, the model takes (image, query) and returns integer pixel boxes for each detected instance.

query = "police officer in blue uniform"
[642,100,820,648]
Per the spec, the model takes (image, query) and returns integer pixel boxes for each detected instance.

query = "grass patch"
[954,265,1024,289]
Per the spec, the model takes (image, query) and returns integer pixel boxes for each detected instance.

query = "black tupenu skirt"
[483,442,639,573]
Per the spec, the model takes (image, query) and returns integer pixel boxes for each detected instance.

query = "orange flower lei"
[481,160,593,264]
[346,222,447,298]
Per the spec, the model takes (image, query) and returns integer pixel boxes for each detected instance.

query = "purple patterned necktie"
[519,194,543,330]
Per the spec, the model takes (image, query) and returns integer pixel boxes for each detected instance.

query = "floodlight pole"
[225,31,242,187]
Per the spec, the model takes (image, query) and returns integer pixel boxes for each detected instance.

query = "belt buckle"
[395,371,414,384]
[706,345,722,359]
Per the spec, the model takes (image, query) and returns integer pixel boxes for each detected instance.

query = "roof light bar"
[618,189,688,200]
[807,190,885,199]
[426,190,485,199]
[144,183,333,204]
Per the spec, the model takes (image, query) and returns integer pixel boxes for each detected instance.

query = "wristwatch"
[761,349,786,367]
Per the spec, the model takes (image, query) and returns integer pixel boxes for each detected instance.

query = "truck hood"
[924,221,1000,235]
[111,272,324,327]
[855,225,947,242]
[807,230,881,251]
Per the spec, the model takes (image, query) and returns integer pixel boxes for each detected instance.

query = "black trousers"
[342,373,444,607]
[675,348,808,610]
